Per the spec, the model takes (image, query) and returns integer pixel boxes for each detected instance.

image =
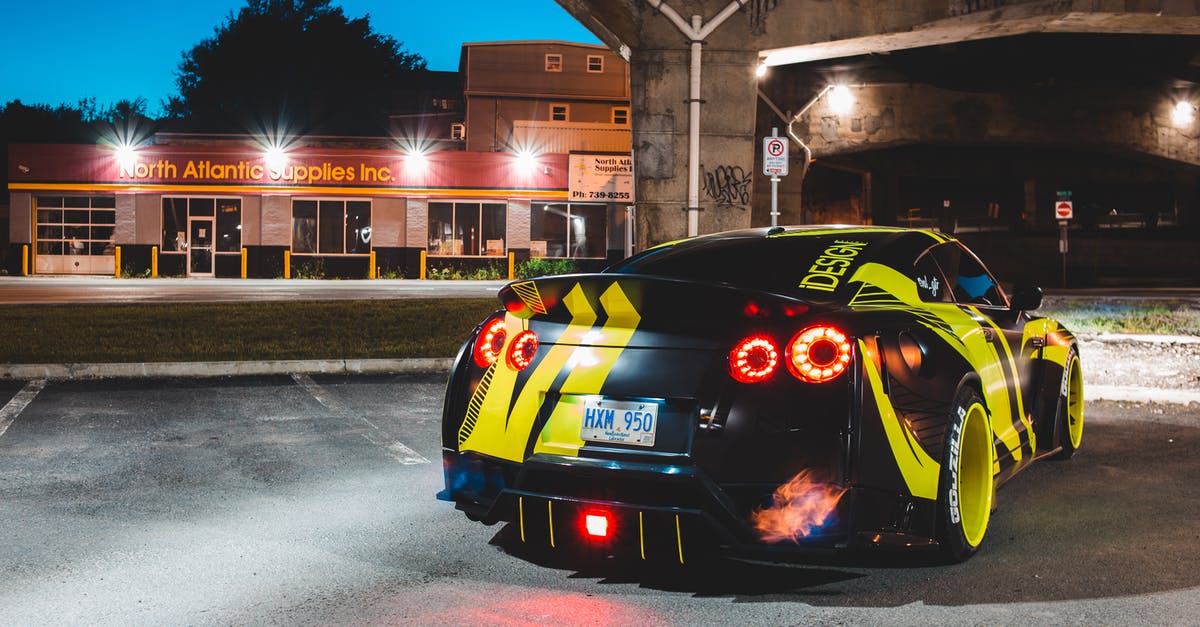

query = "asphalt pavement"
[1,374,1198,625]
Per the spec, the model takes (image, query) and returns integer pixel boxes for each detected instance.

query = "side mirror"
[1010,285,1042,312]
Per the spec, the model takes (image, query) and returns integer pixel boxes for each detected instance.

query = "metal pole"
[687,14,702,237]
[1059,223,1068,288]
[770,177,780,227]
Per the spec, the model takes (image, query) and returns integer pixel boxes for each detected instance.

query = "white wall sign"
[569,154,633,202]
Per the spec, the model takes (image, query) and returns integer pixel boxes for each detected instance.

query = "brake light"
[507,330,539,371]
[472,318,507,367]
[584,513,610,538]
[729,335,779,383]
[787,325,852,383]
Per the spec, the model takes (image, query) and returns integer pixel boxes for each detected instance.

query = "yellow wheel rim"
[958,402,993,548]
[1066,356,1084,449]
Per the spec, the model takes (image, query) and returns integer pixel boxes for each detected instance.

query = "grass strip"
[1040,300,1200,336]
[0,299,500,364]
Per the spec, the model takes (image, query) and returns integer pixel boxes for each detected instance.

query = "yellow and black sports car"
[438,226,1084,563]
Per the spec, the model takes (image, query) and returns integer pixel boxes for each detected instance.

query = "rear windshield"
[607,234,892,302]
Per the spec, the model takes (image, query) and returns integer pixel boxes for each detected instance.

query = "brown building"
[5,41,635,278]
[461,41,631,155]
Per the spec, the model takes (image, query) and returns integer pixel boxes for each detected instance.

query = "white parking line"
[0,380,47,439]
[291,374,429,465]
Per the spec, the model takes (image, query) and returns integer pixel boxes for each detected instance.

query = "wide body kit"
[438,228,1081,562]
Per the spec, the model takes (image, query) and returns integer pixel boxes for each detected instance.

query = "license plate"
[580,398,658,447]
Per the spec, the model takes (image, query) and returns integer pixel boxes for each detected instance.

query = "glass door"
[188,217,214,277]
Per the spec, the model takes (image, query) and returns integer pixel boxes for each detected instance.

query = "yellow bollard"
[114,246,121,278]
[284,250,291,279]
[241,247,248,279]
[22,245,29,276]
[508,251,515,280]
[151,246,159,278]
[369,250,377,279]
[419,250,427,280]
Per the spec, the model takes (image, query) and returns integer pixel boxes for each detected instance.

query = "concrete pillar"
[631,47,759,247]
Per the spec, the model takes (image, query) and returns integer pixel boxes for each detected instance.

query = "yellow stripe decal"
[972,306,1034,457]
[861,339,941,500]
[534,282,642,457]
[461,286,596,461]
[519,497,526,543]
[547,501,556,548]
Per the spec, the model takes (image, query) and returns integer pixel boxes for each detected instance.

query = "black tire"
[937,386,994,562]
[1052,347,1084,460]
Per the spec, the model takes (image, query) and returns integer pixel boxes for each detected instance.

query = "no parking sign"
[763,136,789,176]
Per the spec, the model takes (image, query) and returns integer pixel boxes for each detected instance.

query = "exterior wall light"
[405,150,429,172]
[264,146,288,172]
[115,143,139,172]
[756,63,768,79]
[515,150,539,174]
[1172,100,1196,127]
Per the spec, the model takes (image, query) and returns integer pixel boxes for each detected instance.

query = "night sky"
[0,0,600,114]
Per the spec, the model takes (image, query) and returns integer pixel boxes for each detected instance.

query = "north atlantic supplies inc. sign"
[568,154,633,202]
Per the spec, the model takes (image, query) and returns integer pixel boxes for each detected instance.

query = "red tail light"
[787,325,852,383]
[507,330,539,371]
[729,335,779,383]
[472,318,507,367]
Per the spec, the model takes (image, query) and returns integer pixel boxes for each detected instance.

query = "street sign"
[1055,200,1074,220]
[762,136,789,176]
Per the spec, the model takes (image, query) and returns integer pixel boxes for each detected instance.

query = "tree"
[168,0,427,136]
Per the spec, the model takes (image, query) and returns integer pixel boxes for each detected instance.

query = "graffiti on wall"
[702,165,752,208]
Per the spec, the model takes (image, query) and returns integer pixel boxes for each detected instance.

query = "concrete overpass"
[555,0,1200,284]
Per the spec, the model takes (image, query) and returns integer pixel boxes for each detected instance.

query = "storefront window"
[530,202,606,258]
[35,196,116,257]
[292,199,372,255]
[427,202,506,256]
[292,201,317,253]
[216,199,241,252]
[161,197,240,254]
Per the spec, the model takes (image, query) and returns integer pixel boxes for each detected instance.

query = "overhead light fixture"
[1172,100,1196,127]
[755,63,768,79]
[828,85,854,115]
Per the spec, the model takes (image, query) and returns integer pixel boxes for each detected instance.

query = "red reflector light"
[787,325,852,383]
[507,330,539,371]
[584,513,609,538]
[729,335,779,383]
[472,318,507,368]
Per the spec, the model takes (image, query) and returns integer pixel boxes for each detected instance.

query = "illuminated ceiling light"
[1172,100,1196,127]
[828,85,854,115]
[515,150,539,174]
[755,63,768,79]
[264,145,288,172]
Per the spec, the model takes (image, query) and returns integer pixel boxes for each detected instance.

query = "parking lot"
[2,374,1199,625]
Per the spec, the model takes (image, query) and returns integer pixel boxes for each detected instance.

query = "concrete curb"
[0,358,454,381]
[1087,385,1200,406]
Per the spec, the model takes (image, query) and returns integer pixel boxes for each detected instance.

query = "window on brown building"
[550,103,570,122]
[587,55,604,73]
[612,107,629,125]
[545,54,563,72]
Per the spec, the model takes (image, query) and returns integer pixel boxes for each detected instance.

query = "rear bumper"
[438,449,939,561]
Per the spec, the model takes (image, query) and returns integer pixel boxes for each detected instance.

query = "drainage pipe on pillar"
[645,0,745,237]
